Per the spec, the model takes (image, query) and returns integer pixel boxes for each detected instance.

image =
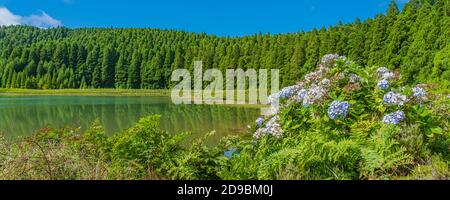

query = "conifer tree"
[127,50,141,89]
[101,45,116,88]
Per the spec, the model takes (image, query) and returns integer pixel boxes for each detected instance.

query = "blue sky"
[0,0,408,36]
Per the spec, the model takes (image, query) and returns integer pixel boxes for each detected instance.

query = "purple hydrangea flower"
[321,54,340,64]
[383,91,408,106]
[302,85,327,107]
[320,54,346,64]
[349,73,363,83]
[253,116,283,139]
[412,87,427,98]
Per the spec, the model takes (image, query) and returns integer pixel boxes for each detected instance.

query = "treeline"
[0,0,448,90]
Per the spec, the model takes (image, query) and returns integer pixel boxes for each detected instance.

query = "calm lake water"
[0,96,260,143]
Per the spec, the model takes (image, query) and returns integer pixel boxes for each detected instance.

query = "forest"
[0,0,448,90]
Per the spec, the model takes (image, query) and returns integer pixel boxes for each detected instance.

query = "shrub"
[221,54,449,180]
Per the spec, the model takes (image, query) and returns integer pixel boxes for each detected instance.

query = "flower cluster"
[320,78,331,87]
[412,87,427,98]
[301,84,327,107]
[321,54,341,64]
[382,72,395,80]
[383,91,408,106]
[377,79,389,90]
[382,110,406,125]
[255,117,264,127]
[252,54,437,141]
[304,67,329,84]
[320,53,347,64]
[349,73,363,83]
[377,67,390,76]
[253,116,283,139]
[327,100,350,120]
[297,89,308,100]
[278,86,297,98]
[377,67,394,80]
[268,86,298,104]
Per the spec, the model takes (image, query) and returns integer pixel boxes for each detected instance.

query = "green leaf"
[430,127,443,135]
[291,124,301,130]
[420,110,431,117]
[329,92,337,100]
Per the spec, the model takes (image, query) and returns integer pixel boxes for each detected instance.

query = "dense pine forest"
[0,0,448,90]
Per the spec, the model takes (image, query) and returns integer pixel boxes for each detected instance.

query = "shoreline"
[0,89,267,109]
[0,89,171,97]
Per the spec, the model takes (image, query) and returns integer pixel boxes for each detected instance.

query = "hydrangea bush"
[219,54,449,180]
[254,55,441,139]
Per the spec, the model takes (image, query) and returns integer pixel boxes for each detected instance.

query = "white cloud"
[22,11,62,28]
[0,7,62,28]
[0,7,21,26]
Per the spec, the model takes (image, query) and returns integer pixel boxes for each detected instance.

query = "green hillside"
[0,0,448,90]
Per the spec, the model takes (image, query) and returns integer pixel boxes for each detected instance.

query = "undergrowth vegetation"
[0,55,448,180]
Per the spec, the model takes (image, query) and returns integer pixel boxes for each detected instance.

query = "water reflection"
[0,96,260,143]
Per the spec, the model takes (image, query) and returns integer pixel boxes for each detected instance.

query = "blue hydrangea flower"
[255,117,264,127]
[268,86,297,104]
[377,67,390,76]
[382,110,406,125]
[224,148,237,159]
[383,91,407,106]
[412,87,427,98]
[377,79,389,90]
[327,100,350,120]
[297,89,308,100]
[278,86,296,98]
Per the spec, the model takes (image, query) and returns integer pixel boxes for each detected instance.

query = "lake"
[0,96,261,143]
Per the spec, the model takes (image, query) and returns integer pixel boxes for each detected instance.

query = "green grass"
[0,88,267,109]
[0,89,171,96]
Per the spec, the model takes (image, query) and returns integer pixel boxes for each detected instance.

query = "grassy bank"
[0,88,267,109]
[0,89,171,96]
